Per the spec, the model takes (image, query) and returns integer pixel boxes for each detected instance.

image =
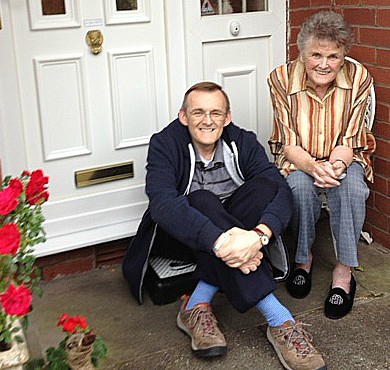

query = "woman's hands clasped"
[311,160,346,188]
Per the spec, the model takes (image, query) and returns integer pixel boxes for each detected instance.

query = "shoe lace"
[277,322,316,358]
[188,305,219,337]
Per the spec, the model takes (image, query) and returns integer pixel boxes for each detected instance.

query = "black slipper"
[286,265,312,299]
[324,274,356,319]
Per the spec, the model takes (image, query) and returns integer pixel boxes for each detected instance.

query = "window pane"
[42,0,65,15]
[116,0,138,11]
[201,0,267,16]
[246,0,267,12]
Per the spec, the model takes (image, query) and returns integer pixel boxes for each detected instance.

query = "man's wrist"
[212,232,230,254]
[252,227,269,246]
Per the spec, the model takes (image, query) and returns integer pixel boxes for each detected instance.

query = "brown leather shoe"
[267,320,326,370]
[176,296,227,357]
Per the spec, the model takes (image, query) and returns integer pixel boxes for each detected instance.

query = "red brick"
[37,247,94,267]
[289,0,314,9]
[95,238,129,257]
[289,45,299,61]
[42,255,95,281]
[377,48,390,68]
[343,8,376,26]
[96,258,124,268]
[361,0,390,6]
[333,0,360,6]
[374,86,390,107]
[310,0,331,7]
[372,121,390,141]
[366,207,388,230]
[373,157,390,177]
[372,174,389,196]
[374,191,390,215]
[360,27,390,48]
[374,137,390,158]
[370,225,390,249]
[290,9,321,27]
[290,27,300,44]
[377,9,390,27]
[366,191,374,208]
[375,103,390,123]
[349,45,376,64]
[369,66,390,86]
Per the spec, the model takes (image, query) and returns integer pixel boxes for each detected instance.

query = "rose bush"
[0,169,49,347]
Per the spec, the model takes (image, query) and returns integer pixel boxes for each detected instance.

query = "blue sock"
[256,293,295,327]
[186,280,219,310]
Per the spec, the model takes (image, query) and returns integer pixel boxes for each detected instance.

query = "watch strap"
[252,227,269,245]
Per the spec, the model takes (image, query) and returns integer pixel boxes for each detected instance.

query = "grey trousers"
[286,162,369,267]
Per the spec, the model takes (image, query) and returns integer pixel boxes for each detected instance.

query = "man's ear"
[178,109,188,126]
[223,110,232,127]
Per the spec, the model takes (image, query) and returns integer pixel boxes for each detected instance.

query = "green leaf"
[91,336,108,366]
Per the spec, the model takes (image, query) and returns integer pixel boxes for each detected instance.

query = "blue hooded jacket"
[123,118,293,303]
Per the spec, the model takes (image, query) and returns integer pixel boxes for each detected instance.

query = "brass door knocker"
[86,30,103,55]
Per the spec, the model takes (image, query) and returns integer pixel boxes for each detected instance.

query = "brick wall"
[36,238,130,281]
[288,1,390,248]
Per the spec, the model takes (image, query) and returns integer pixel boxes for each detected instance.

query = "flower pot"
[66,333,94,370]
[0,321,29,370]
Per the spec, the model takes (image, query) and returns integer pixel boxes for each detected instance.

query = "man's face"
[302,37,344,90]
[179,90,231,157]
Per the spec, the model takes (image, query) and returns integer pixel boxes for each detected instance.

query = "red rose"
[0,223,21,255]
[8,178,23,196]
[0,179,23,215]
[0,284,32,316]
[26,169,49,205]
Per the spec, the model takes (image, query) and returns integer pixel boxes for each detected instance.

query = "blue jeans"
[286,162,369,267]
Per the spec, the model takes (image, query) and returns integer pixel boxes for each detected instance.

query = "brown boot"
[267,320,326,370]
[176,296,227,357]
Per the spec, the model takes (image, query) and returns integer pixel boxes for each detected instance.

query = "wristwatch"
[252,227,269,246]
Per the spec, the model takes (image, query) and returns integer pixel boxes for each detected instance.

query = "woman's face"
[302,37,345,90]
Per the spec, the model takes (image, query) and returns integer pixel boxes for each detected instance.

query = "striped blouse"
[268,59,375,182]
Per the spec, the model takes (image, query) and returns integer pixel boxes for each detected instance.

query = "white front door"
[0,0,169,256]
[183,0,286,146]
[0,0,286,257]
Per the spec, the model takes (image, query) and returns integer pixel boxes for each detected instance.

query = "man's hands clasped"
[213,227,264,275]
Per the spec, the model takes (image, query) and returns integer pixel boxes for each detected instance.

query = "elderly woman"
[268,11,375,320]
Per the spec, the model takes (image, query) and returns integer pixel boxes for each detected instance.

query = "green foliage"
[45,338,69,370]
[91,336,108,367]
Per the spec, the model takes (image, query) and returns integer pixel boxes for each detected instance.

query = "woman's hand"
[312,161,341,188]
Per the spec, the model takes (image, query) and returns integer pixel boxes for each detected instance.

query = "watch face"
[261,235,269,245]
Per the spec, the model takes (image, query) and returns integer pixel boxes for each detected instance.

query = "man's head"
[179,82,232,158]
